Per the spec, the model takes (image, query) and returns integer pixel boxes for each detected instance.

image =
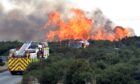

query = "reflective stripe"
[8,57,31,71]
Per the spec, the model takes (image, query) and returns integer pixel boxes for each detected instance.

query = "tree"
[65,59,95,84]
[97,63,137,84]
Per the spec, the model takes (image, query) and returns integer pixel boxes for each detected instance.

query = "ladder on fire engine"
[17,41,32,56]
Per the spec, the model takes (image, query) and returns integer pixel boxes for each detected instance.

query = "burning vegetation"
[0,0,135,41]
[45,9,134,41]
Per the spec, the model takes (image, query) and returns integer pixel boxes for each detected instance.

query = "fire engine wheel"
[19,71,23,75]
[10,71,23,75]
[10,71,17,75]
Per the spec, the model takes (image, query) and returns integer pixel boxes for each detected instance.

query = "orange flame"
[45,9,133,41]
[114,26,132,41]
[44,11,60,28]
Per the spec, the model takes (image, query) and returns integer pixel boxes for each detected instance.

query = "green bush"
[65,59,95,84]
[0,62,5,66]
[22,70,41,84]
[26,62,40,73]
[23,37,140,84]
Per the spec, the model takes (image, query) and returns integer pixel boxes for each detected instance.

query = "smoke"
[88,9,114,34]
[0,0,134,41]
[0,0,73,41]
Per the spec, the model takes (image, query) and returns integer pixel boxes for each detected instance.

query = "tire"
[10,71,23,75]
[19,71,23,75]
[10,71,17,75]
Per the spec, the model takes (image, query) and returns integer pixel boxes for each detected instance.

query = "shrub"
[0,62,5,66]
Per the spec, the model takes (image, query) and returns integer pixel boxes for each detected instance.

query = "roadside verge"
[0,65,7,73]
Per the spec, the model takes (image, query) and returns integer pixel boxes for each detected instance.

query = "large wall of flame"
[45,9,134,41]
[0,0,134,41]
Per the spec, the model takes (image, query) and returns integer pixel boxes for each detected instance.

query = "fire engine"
[68,40,89,48]
[8,41,49,75]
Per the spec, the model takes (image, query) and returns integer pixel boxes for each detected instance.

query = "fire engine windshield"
[29,42,38,49]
